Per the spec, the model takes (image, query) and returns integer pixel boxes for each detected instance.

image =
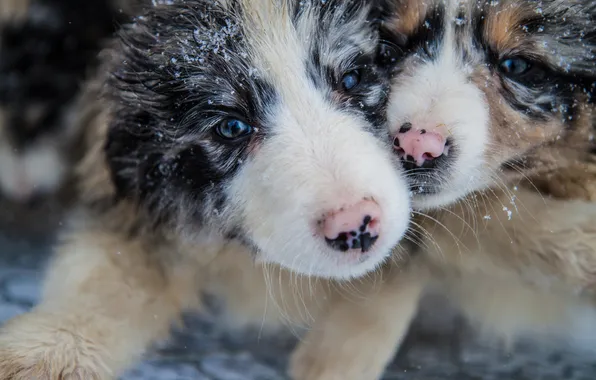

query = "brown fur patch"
[483,1,534,53]
[384,0,429,36]
[469,68,559,170]
[468,63,595,184]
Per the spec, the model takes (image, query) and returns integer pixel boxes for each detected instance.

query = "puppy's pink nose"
[320,199,381,253]
[393,122,448,167]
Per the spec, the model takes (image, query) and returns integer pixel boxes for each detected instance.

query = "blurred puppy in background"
[0,0,136,204]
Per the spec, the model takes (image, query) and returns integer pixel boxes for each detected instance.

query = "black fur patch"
[0,0,129,148]
[104,0,277,228]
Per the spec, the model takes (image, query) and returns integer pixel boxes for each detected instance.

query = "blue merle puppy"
[0,1,412,379]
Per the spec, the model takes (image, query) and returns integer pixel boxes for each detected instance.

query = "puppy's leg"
[428,187,596,349]
[446,272,596,349]
[0,228,201,379]
[289,270,425,380]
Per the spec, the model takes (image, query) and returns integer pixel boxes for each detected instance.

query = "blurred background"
[0,0,595,379]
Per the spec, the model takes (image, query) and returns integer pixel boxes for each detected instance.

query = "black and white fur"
[0,2,413,378]
[98,0,411,279]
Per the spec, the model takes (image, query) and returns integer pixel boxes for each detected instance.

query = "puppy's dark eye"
[499,57,531,76]
[215,118,253,141]
[341,70,361,91]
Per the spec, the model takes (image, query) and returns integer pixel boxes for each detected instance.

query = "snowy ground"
[0,206,595,379]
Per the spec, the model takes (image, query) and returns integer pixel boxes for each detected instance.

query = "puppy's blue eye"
[341,70,361,91]
[216,119,253,141]
[499,57,531,76]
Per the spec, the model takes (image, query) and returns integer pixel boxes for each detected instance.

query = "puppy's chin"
[412,189,467,211]
[255,248,392,281]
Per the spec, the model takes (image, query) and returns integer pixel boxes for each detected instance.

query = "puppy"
[383,0,595,209]
[290,0,596,378]
[0,0,136,203]
[0,0,413,378]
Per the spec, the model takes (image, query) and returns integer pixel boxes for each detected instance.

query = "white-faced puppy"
[0,0,411,378]
[383,0,595,209]
[100,0,411,279]
[0,0,134,203]
[290,1,596,379]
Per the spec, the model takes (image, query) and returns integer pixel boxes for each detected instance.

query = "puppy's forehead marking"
[392,0,533,58]
[234,0,377,106]
[240,0,307,93]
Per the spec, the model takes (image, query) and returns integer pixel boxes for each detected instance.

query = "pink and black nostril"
[393,122,451,169]
[320,199,382,254]
[325,215,379,253]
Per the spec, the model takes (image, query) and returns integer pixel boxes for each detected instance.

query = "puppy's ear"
[104,117,145,200]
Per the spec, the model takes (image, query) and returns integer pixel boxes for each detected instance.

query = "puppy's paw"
[0,361,104,380]
[0,313,111,380]
[288,335,389,380]
[289,342,342,380]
